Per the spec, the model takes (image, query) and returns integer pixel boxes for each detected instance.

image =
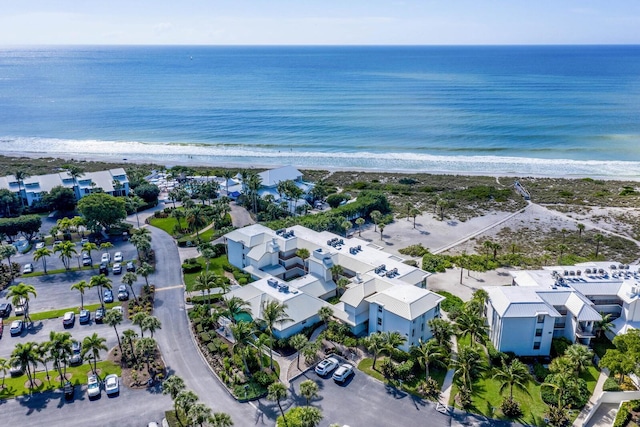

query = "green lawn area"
[183,255,232,292]
[148,216,180,235]
[6,301,119,323]
[358,356,447,393]
[449,359,602,426]
[0,360,120,399]
[22,265,96,278]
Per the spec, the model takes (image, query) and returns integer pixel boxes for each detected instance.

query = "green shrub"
[252,371,276,387]
[422,252,452,273]
[398,244,429,257]
[181,263,202,273]
[551,337,572,358]
[501,397,523,418]
[533,362,550,382]
[199,332,211,343]
[326,193,350,208]
[196,324,204,333]
[436,291,464,313]
[403,259,418,267]
[613,401,633,427]
[206,342,218,353]
[603,377,621,392]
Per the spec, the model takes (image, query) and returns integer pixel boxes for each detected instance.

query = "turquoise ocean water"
[0,45,639,177]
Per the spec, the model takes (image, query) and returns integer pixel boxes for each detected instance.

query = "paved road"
[286,364,451,427]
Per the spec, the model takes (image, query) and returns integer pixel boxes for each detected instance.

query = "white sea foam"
[3,136,640,179]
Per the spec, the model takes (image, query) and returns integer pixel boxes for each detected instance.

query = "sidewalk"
[439,334,459,410]
[572,368,610,427]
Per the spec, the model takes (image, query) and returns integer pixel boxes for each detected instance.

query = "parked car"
[332,363,354,383]
[82,253,92,266]
[64,381,74,400]
[95,308,105,323]
[62,311,75,327]
[104,374,119,395]
[113,252,123,263]
[35,241,45,250]
[0,302,12,317]
[53,240,63,247]
[99,262,109,275]
[126,261,136,272]
[117,285,129,301]
[79,309,90,324]
[70,341,82,365]
[315,357,340,376]
[80,237,89,244]
[87,374,101,398]
[112,306,124,316]
[112,263,122,275]
[10,320,23,336]
[9,364,24,376]
[104,290,114,303]
[22,263,34,274]
[101,253,111,263]
[14,304,25,316]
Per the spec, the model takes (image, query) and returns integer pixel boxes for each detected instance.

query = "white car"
[104,374,119,395]
[35,242,45,250]
[14,304,25,316]
[113,252,123,263]
[112,263,122,274]
[22,263,34,274]
[315,357,340,376]
[332,363,354,383]
[101,253,111,263]
[87,374,101,398]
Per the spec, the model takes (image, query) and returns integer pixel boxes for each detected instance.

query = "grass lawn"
[22,265,96,278]
[6,301,119,323]
[358,356,447,393]
[183,255,232,292]
[0,360,120,399]
[149,216,180,235]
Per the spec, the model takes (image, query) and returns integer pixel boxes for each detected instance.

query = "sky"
[2,0,640,45]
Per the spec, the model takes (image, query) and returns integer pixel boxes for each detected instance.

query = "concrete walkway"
[440,334,459,409]
[584,403,618,427]
[573,368,611,427]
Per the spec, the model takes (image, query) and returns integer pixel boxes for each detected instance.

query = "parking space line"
[154,285,185,291]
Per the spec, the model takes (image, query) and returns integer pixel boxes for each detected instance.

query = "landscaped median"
[0,360,121,399]
[5,301,119,323]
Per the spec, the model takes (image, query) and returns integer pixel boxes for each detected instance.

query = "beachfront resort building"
[485,262,640,356]
[0,168,130,208]
[224,224,443,350]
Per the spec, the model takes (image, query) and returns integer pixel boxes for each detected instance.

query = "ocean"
[0,45,639,178]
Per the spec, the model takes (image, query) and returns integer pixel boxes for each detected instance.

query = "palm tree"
[318,306,333,328]
[493,359,531,400]
[341,220,352,237]
[296,248,310,273]
[229,321,255,374]
[329,265,344,296]
[138,262,153,287]
[11,342,38,391]
[209,412,234,427]
[456,311,488,349]
[142,315,162,338]
[54,240,77,270]
[595,312,614,338]
[452,346,485,392]
[176,390,199,420]
[557,243,568,262]
[298,407,323,427]
[225,296,251,324]
[122,329,139,364]
[136,337,158,374]
[299,379,319,406]
[594,233,605,258]
[82,333,108,375]
[189,403,213,427]
[130,233,151,261]
[64,165,84,198]
[370,210,382,232]
[194,272,217,306]
[262,300,293,370]
[82,242,98,267]
[162,375,186,415]
[34,341,53,385]
[267,382,289,427]
[90,274,112,310]
[49,331,73,386]
[577,223,585,237]
[0,357,9,388]
[121,272,138,301]
[565,344,593,374]
[33,247,52,274]
[354,217,365,236]
[132,312,150,337]
[363,332,386,370]
[0,244,17,280]
[382,331,406,355]
[186,206,208,239]
[70,280,89,309]
[410,208,421,228]
[290,333,309,369]
[171,208,186,234]
[104,309,124,355]
[411,339,446,380]
[379,222,386,240]
[6,282,37,326]
[13,169,30,208]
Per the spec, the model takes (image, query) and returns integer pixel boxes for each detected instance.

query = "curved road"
[148,225,260,426]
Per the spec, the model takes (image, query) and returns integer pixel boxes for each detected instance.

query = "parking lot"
[274,359,451,427]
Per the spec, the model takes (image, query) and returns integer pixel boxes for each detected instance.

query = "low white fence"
[582,391,640,426]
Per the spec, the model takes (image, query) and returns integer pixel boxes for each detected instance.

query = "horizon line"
[1,43,640,48]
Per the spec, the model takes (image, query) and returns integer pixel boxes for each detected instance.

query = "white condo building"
[485,262,640,356]
[224,224,443,350]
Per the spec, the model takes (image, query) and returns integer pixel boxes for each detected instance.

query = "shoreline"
[4,150,640,182]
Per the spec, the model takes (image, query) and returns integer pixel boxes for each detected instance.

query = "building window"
[378,305,383,313]
[377,318,382,326]
[537,314,545,323]
[411,329,415,337]
[535,328,543,337]
[421,323,424,331]
[533,341,541,350]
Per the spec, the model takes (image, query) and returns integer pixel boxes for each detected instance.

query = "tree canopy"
[42,185,77,212]
[77,193,127,231]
